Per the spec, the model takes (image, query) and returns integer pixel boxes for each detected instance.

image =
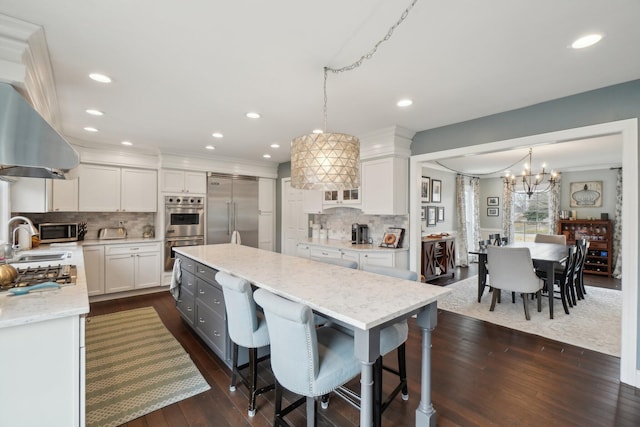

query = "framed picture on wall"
[487,207,499,216]
[421,176,431,203]
[427,206,437,226]
[569,181,603,207]
[421,206,427,220]
[487,196,499,206]
[431,179,442,203]
[437,206,445,222]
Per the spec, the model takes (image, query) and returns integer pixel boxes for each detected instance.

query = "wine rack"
[558,219,612,277]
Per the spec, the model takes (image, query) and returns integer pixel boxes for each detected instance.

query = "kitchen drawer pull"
[199,289,205,294]
[213,330,221,337]
[213,298,220,304]
[199,318,205,324]
[187,306,193,312]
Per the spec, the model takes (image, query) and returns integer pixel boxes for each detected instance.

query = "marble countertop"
[0,243,89,329]
[176,244,448,330]
[299,238,409,252]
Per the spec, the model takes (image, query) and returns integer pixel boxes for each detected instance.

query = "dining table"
[470,241,569,319]
[175,243,450,427]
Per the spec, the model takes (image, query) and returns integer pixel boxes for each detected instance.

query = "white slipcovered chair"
[486,246,545,320]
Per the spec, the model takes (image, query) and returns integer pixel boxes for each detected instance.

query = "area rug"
[437,276,621,357]
[85,307,210,427]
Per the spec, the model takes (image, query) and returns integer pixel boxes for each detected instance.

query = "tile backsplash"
[311,208,409,246]
[12,212,156,240]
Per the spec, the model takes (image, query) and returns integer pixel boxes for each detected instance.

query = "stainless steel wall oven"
[164,195,204,271]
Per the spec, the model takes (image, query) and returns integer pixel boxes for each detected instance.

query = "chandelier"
[504,148,558,198]
[290,0,419,190]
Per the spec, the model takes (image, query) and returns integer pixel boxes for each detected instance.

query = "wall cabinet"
[302,189,324,214]
[83,245,105,296]
[78,164,157,212]
[161,169,207,194]
[421,237,456,281]
[361,157,408,215]
[323,188,361,208]
[104,242,162,293]
[558,219,613,276]
[9,177,78,213]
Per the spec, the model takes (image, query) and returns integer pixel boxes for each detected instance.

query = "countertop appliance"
[0,264,77,292]
[164,195,205,271]
[38,223,79,243]
[352,223,369,244]
[207,173,259,248]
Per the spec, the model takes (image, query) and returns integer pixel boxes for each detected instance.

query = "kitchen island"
[0,243,89,427]
[175,243,449,427]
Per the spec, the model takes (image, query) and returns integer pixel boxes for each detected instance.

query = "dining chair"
[488,233,502,246]
[215,271,274,417]
[574,238,590,299]
[534,234,567,245]
[539,245,578,314]
[253,288,362,427]
[486,246,545,320]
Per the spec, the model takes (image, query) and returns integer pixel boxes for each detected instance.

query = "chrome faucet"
[8,216,38,255]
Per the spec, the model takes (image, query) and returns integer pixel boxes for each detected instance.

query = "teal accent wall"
[411,78,640,369]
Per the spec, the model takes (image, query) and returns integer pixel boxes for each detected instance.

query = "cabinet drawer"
[177,254,196,274]
[105,242,160,255]
[181,270,196,293]
[196,279,225,315]
[195,262,217,283]
[310,247,342,259]
[196,301,227,357]
[176,287,195,326]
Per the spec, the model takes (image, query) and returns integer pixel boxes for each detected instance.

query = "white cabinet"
[104,242,161,293]
[309,246,342,260]
[361,157,408,215]
[161,169,206,194]
[83,245,105,296]
[10,177,78,212]
[302,190,324,214]
[296,243,311,258]
[78,164,157,212]
[258,178,275,251]
[341,249,359,264]
[322,188,361,209]
[360,251,395,268]
[0,315,83,427]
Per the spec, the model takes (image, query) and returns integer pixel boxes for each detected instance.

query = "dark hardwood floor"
[90,278,639,427]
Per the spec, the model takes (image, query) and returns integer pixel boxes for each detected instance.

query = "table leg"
[546,262,554,319]
[477,254,487,302]
[354,328,381,427]
[415,302,438,427]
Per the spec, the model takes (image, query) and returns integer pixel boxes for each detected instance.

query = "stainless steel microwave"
[38,223,79,243]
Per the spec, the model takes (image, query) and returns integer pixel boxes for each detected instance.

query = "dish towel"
[170,257,182,300]
[230,230,242,244]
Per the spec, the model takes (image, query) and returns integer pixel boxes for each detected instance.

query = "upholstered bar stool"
[215,271,274,417]
[253,288,361,427]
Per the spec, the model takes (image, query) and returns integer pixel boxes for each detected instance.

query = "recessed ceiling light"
[121,141,133,146]
[571,34,603,49]
[86,109,104,116]
[270,143,280,148]
[205,145,215,150]
[397,99,413,107]
[246,112,261,119]
[83,126,98,132]
[312,129,323,134]
[263,154,271,159]
[212,132,224,138]
[89,73,112,83]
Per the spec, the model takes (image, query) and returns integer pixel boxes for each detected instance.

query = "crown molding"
[359,125,415,160]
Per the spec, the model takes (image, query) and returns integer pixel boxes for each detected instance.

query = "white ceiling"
[2,0,639,165]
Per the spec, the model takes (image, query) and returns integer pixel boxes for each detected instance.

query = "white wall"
[560,169,618,220]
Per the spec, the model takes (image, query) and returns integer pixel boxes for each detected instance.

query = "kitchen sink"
[10,251,71,263]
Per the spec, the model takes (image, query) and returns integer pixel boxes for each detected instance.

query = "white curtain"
[502,180,514,243]
[613,168,622,278]
[455,174,469,266]
[455,175,480,267]
[548,174,561,234]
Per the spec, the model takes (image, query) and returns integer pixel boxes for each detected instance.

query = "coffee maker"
[352,223,369,244]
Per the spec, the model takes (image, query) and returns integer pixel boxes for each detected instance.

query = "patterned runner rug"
[437,276,621,357]
[85,307,210,427]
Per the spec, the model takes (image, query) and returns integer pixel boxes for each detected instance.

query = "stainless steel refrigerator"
[206,173,259,247]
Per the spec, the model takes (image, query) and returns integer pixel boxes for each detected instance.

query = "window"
[512,191,552,242]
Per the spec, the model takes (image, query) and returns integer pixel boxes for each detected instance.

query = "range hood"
[0,83,79,179]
